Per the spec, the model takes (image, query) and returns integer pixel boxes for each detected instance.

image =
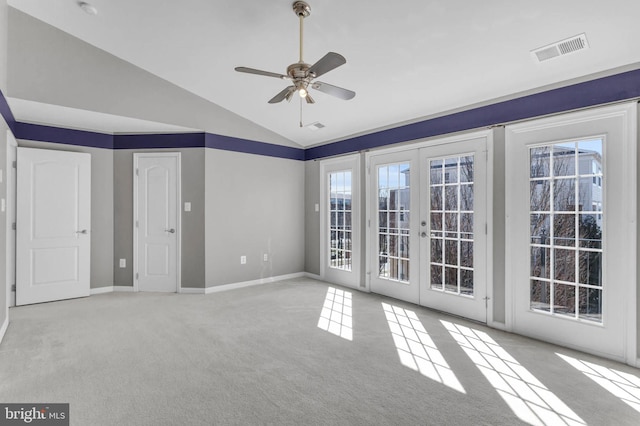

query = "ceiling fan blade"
[308,52,346,78]
[268,86,296,104]
[235,67,287,80]
[311,81,356,100]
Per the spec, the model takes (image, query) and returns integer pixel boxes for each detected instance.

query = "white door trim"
[5,131,16,312]
[133,152,182,293]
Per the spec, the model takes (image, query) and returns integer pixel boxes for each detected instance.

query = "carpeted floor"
[1,277,639,425]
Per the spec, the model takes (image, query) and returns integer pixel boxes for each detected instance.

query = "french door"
[368,133,488,322]
[505,103,636,362]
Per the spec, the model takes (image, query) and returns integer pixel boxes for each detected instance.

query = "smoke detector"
[531,34,589,63]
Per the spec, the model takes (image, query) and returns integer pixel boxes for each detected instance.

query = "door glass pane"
[429,154,475,296]
[528,139,603,322]
[377,163,410,283]
[329,170,352,271]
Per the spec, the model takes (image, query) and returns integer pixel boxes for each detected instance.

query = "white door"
[16,147,91,306]
[134,153,180,293]
[505,103,636,362]
[368,132,489,321]
[369,150,420,303]
[419,138,488,322]
[321,154,361,289]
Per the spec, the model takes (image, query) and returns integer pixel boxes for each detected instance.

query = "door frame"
[5,131,17,310]
[133,152,182,293]
[364,129,494,322]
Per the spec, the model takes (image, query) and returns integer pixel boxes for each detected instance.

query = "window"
[529,139,603,322]
[429,155,475,295]
[377,163,411,282]
[329,171,352,271]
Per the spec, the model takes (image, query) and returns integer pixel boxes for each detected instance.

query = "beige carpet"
[1,277,639,425]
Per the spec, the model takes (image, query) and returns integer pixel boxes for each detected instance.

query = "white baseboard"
[0,314,8,346]
[90,286,114,295]
[205,272,306,294]
[179,287,205,294]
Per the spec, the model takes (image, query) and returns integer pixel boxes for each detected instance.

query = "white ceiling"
[7,0,640,147]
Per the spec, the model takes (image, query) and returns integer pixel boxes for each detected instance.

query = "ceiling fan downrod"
[293,1,311,63]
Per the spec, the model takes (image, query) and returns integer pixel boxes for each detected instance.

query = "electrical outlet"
[263,253,268,261]
[119,259,126,268]
[240,256,247,264]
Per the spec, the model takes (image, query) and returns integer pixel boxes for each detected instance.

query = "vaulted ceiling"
[7,0,640,148]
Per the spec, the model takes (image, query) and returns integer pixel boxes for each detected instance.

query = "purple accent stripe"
[15,122,114,149]
[305,68,640,160]
[205,133,305,160]
[0,89,17,134]
[114,132,205,149]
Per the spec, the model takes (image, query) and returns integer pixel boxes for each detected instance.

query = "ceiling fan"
[234,1,355,105]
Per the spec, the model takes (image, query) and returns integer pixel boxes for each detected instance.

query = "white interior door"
[505,103,636,363]
[418,138,488,323]
[134,153,180,293]
[16,147,91,306]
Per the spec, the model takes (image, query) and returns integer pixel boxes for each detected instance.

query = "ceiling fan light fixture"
[299,87,308,98]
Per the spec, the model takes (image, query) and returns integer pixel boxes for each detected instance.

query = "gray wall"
[113,148,205,288]
[304,160,320,276]
[17,140,114,289]
[205,149,305,287]
[7,8,299,148]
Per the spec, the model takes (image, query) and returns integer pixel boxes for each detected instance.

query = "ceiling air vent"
[306,122,325,131]
[532,33,589,63]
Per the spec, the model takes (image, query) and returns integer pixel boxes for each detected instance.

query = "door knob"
[165,228,176,233]
[421,232,427,238]
[76,229,88,234]
[421,221,427,227]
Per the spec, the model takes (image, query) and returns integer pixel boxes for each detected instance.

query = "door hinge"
[135,220,139,228]
[12,222,16,230]
[12,160,16,169]
[11,284,16,291]
[485,223,488,235]
[135,168,139,176]
[135,273,139,280]
[368,219,371,227]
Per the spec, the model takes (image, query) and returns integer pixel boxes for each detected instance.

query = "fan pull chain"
[299,97,303,127]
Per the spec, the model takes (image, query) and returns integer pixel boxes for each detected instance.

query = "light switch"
[315,203,319,212]
[1,198,4,212]
[184,202,191,212]
[119,259,126,268]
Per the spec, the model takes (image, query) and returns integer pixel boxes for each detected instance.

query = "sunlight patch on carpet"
[442,320,585,426]
[382,303,465,393]
[558,353,640,414]
[317,287,353,341]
